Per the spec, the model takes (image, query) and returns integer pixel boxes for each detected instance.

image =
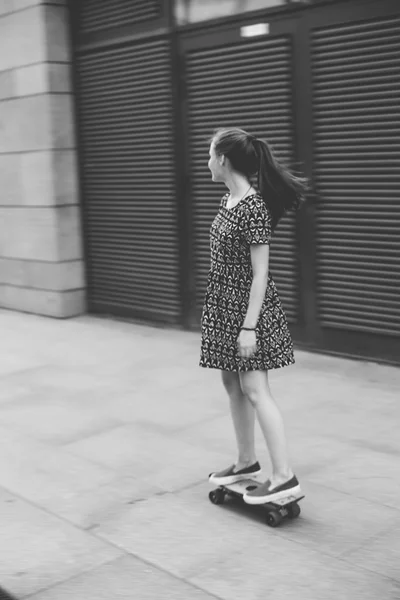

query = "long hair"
[211,127,308,230]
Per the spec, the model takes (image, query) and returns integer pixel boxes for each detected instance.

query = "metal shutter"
[312,16,400,336]
[77,40,181,322]
[79,0,161,33]
[186,37,298,322]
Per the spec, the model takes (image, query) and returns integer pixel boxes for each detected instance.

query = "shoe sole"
[244,484,302,505]
[209,470,262,486]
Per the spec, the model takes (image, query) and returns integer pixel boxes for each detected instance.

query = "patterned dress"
[199,192,295,372]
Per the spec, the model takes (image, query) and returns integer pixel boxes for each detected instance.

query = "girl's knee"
[240,371,270,406]
[242,386,262,407]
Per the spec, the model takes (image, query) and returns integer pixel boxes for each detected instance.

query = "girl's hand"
[237,329,257,359]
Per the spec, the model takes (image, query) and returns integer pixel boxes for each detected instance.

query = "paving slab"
[277,481,398,559]
[46,473,168,530]
[64,423,229,487]
[25,556,217,600]
[189,533,400,600]
[0,488,122,598]
[0,392,122,445]
[341,522,400,583]
[0,427,116,512]
[95,483,270,580]
[307,448,400,510]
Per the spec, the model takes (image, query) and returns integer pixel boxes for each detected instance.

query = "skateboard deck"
[209,477,304,527]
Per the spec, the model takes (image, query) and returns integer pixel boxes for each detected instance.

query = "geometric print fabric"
[199,193,295,372]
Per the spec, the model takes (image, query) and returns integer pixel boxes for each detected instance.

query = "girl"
[199,127,307,504]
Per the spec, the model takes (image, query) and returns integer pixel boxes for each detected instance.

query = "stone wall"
[0,0,85,317]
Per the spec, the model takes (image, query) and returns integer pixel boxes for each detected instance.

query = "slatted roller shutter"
[77,40,181,322]
[79,0,161,33]
[312,16,400,336]
[186,37,298,322]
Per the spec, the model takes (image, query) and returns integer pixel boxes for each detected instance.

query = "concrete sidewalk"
[0,309,399,600]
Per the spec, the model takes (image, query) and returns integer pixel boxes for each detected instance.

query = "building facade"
[0,0,84,318]
[0,0,399,365]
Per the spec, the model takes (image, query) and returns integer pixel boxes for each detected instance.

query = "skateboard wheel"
[265,510,282,528]
[209,489,225,505]
[287,503,301,519]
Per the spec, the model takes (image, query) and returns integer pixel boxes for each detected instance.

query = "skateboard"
[208,477,304,528]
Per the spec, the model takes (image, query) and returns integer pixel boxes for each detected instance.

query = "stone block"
[48,62,72,93]
[62,288,87,316]
[52,149,79,204]
[43,4,71,63]
[4,0,68,11]
[13,0,41,7]
[35,259,85,290]
[14,63,48,96]
[0,94,75,153]
[2,1,41,15]
[57,205,84,261]
[0,258,85,290]
[50,93,76,149]
[0,95,52,152]
[0,206,58,260]
[0,258,24,286]
[0,154,22,204]
[0,285,86,317]
[0,1,13,17]
[20,151,56,205]
[20,149,78,206]
[0,70,14,99]
[0,204,83,262]
[0,0,68,13]
[0,6,45,71]
[12,62,72,96]
[0,2,81,319]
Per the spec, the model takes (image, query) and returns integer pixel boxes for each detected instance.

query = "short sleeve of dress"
[241,196,272,245]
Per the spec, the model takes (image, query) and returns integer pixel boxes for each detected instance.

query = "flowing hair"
[211,127,308,230]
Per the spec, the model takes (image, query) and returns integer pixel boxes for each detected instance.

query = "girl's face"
[208,142,225,182]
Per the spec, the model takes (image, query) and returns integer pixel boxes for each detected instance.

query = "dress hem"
[199,359,295,372]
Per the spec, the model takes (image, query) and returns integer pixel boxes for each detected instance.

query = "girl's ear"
[219,154,225,166]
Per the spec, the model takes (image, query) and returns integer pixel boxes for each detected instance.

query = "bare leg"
[221,371,257,469]
[239,370,293,485]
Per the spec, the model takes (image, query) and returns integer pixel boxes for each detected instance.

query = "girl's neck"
[225,174,252,201]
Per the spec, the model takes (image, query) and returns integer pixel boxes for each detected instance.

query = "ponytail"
[211,127,308,230]
[253,138,308,231]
